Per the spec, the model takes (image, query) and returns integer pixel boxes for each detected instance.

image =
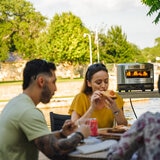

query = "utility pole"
[84,33,92,65]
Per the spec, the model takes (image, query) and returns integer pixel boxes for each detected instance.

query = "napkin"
[76,139,117,154]
[83,136,102,144]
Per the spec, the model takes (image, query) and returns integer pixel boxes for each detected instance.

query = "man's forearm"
[34,132,83,159]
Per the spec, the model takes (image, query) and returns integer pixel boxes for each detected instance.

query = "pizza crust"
[101,90,117,99]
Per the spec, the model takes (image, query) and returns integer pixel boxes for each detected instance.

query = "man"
[0,59,90,160]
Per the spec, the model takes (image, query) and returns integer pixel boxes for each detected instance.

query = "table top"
[67,150,109,160]
[117,90,160,98]
[67,128,124,160]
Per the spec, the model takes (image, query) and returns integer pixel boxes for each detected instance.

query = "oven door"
[124,69,153,84]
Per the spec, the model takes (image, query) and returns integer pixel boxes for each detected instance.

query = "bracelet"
[60,129,66,138]
[76,132,84,140]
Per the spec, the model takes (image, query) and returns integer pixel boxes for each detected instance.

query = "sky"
[28,0,159,49]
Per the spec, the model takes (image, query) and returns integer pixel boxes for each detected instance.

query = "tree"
[0,23,10,61]
[38,12,93,65]
[141,0,160,24]
[0,0,46,61]
[142,37,160,62]
[99,26,143,63]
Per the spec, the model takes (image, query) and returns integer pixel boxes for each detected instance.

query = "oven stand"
[129,98,137,119]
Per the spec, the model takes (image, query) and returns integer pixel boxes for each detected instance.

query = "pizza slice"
[101,90,117,99]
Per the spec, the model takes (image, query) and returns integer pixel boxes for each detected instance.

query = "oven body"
[117,63,154,92]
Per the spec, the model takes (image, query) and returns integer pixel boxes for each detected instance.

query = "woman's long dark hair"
[81,63,108,95]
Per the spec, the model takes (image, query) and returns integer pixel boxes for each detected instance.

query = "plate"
[98,128,123,140]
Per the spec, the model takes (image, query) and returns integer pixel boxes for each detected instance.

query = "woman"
[106,111,160,160]
[68,63,127,128]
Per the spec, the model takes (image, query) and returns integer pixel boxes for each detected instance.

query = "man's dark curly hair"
[23,59,56,90]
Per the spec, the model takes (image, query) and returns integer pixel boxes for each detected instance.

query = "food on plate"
[98,128,122,140]
[101,90,117,99]
[107,125,129,133]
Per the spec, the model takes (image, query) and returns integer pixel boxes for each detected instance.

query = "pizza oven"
[117,63,154,92]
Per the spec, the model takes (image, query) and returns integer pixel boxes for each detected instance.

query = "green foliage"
[142,37,160,62]
[0,0,158,64]
[39,12,91,65]
[0,0,47,61]
[0,21,12,61]
[98,26,143,63]
[141,0,160,24]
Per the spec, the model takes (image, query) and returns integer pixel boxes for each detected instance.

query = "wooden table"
[39,128,123,160]
[67,128,123,160]
[39,149,109,160]
[39,147,109,160]
[39,150,109,160]
[67,150,109,160]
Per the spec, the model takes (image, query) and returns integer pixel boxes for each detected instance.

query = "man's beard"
[40,83,52,104]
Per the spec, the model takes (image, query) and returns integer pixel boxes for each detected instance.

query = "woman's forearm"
[113,109,128,126]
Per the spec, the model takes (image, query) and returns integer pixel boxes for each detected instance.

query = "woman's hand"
[103,94,128,126]
[91,90,119,112]
[90,90,107,110]
[103,95,119,112]
[90,90,128,126]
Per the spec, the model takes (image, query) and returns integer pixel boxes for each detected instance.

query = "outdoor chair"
[49,112,71,131]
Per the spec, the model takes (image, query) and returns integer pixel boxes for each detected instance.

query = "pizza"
[107,125,129,133]
[101,90,117,99]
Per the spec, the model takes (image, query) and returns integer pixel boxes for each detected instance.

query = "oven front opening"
[125,70,150,78]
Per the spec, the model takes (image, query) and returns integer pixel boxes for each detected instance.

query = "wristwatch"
[67,132,84,140]
[113,110,120,115]
[60,129,66,138]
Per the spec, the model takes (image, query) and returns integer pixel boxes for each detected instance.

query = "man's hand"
[61,120,77,137]
[76,124,90,138]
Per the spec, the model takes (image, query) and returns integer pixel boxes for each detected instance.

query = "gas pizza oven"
[117,63,154,92]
